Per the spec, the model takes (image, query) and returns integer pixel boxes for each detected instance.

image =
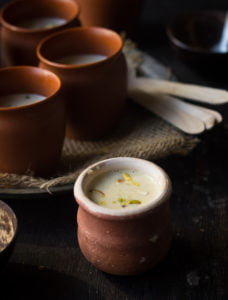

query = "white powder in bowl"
[0,208,15,252]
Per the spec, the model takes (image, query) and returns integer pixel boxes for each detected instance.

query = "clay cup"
[0,66,65,177]
[37,27,127,140]
[0,0,80,66]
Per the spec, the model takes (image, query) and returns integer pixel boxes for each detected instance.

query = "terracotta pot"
[37,27,127,140]
[76,0,144,36]
[0,66,65,177]
[0,0,80,66]
[74,157,173,275]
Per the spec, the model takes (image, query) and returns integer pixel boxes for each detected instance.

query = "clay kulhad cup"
[76,0,144,37]
[0,66,65,177]
[74,157,173,275]
[37,27,127,140]
[0,0,80,66]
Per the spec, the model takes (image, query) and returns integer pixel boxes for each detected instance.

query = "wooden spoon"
[161,97,222,129]
[130,90,205,134]
[129,77,228,105]
[128,65,222,133]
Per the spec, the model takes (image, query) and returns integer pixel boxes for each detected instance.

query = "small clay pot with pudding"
[74,157,173,275]
[0,0,80,66]
[37,27,127,140]
[0,66,65,177]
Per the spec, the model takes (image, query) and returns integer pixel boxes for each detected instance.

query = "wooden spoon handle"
[196,105,223,123]
[164,97,222,129]
[129,89,205,134]
[131,78,228,105]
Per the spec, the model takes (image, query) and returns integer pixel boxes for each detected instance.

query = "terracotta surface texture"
[0,0,80,66]
[74,158,173,275]
[0,66,66,176]
[37,27,127,140]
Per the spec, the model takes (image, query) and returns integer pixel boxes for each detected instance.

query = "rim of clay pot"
[0,0,80,33]
[36,26,123,69]
[0,66,61,111]
[0,200,18,255]
[74,157,172,218]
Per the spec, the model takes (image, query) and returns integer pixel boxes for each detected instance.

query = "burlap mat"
[0,40,199,191]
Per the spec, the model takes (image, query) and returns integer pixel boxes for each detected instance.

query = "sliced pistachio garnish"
[122,173,140,186]
[118,197,126,203]
[128,200,142,205]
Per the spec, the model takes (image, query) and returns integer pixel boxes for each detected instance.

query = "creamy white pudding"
[0,93,45,107]
[88,169,162,209]
[16,17,66,29]
[56,54,107,65]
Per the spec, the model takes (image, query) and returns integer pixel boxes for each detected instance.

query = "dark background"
[141,0,227,25]
[1,0,228,26]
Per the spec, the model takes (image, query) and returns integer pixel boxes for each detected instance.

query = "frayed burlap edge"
[0,107,199,191]
[0,136,198,191]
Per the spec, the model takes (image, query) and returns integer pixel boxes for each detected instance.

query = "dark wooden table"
[0,23,227,299]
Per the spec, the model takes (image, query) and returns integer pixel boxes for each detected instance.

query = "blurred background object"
[76,0,144,37]
[166,11,228,76]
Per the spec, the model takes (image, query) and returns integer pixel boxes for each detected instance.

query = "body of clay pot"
[0,66,65,177]
[0,0,80,66]
[37,27,127,140]
[74,157,173,275]
[77,202,172,275]
[76,0,143,36]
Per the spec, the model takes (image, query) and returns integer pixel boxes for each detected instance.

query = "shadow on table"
[0,263,101,300]
[104,235,219,299]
